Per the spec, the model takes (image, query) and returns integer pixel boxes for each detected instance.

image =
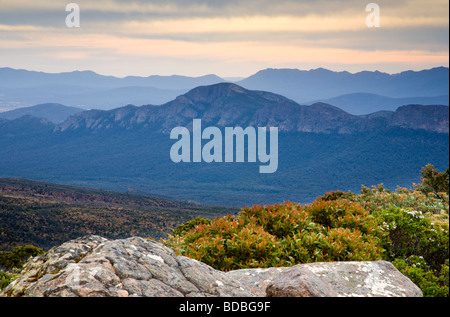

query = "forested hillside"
[0,178,235,250]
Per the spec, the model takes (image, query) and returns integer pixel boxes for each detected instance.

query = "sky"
[0,0,448,78]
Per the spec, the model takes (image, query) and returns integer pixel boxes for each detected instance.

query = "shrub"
[374,207,449,271]
[414,164,449,199]
[12,245,44,263]
[171,217,212,237]
[393,257,449,297]
[0,270,15,291]
[356,185,449,215]
[355,176,449,297]
[239,202,309,239]
[317,190,356,202]
[0,251,22,271]
[304,199,381,236]
[0,245,44,272]
[181,216,282,271]
[165,200,386,271]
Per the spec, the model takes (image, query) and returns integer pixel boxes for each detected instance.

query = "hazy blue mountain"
[0,68,225,90]
[237,67,449,108]
[0,83,448,207]
[0,68,225,111]
[308,93,449,115]
[0,85,186,110]
[58,83,449,134]
[0,103,83,123]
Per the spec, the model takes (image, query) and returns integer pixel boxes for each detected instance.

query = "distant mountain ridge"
[237,66,449,106]
[0,68,225,111]
[57,83,449,134]
[308,93,449,115]
[0,103,83,123]
[0,67,224,90]
[0,66,448,115]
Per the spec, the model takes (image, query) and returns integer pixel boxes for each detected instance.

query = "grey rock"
[266,265,338,297]
[1,236,249,297]
[226,267,290,297]
[177,256,246,297]
[266,261,423,297]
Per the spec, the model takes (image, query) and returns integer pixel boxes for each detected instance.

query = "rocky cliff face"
[57,83,449,134]
[1,236,422,297]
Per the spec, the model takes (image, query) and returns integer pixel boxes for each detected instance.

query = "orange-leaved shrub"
[164,200,386,271]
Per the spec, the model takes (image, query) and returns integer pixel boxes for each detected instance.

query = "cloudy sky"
[0,0,448,77]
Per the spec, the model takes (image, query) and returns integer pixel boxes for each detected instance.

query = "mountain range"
[0,67,223,112]
[0,67,448,115]
[237,67,449,103]
[58,83,449,134]
[0,83,448,207]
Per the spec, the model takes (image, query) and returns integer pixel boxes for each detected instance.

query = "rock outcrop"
[1,235,422,297]
[265,261,423,297]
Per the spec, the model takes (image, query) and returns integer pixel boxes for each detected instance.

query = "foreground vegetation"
[1,165,448,296]
[164,165,449,297]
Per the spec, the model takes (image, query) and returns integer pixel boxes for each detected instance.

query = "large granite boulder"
[264,261,423,297]
[1,235,422,297]
[0,235,249,297]
[227,261,423,297]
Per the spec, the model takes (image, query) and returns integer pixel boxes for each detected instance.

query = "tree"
[414,164,449,199]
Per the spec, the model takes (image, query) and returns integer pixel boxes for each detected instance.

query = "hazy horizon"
[2,65,449,80]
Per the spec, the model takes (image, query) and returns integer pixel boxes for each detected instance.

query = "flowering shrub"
[355,184,448,216]
[374,207,449,271]
[352,176,449,297]
[393,257,449,297]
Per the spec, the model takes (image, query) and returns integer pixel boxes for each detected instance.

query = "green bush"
[374,207,449,271]
[0,251,22,271]
[393,257,449,297]
[317,190,357,202]
[0,245,44,272]
[12,245,44,263]
[0,270,15,291]
[414,164,449,199]
[355,176,449,297]
[0,244,45,291]
[355,184,449,216]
